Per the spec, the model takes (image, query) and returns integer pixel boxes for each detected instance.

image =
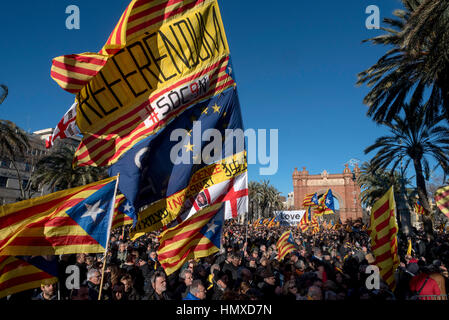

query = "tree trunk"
[396,179,411,236]
[413,158,434,240]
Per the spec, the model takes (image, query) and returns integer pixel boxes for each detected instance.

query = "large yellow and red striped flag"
[157,203,224,276]
[368,186,399,290]
[0,256,58,299]
[276,231,296,261]
[435,186,449,218]
[50,0,235,168]
[0,176,118,256]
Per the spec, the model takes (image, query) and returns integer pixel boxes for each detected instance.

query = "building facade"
[0,128,80,204]
[292,164,363,222]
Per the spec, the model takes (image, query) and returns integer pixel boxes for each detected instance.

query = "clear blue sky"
[0,0,407,197]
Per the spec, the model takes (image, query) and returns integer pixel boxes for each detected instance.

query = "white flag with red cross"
[163,172,248,230]
[46,102,80,148]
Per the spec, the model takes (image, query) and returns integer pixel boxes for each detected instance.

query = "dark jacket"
[143,287,172,300]
[259,281,277,300]
[222,262,239,282]
[86,280,100,301]
[173,282,189,300]
[211,283,226,300]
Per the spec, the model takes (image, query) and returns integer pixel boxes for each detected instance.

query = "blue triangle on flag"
[66,181,116,248]
[200,206,225,248]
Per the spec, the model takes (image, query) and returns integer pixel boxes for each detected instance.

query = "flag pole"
[98,174,120,301]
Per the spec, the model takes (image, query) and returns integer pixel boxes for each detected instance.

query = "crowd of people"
[4,218,449,301]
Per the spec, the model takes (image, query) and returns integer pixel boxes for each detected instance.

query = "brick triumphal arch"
[292,164,363,222]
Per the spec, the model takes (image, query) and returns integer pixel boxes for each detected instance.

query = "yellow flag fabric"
[368,186,399,291]
[50,0,235,168]
[406,239,412,256]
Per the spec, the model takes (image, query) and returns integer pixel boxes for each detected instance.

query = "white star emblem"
[82,200,105,223]
[326,198,331,205]
[123,202,132,212]
[205,220,219,234]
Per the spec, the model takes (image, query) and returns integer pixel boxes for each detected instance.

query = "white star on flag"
[326,198,331,205]
[205,219,219,235]
[82,200,105,223]
[123,202,132,212]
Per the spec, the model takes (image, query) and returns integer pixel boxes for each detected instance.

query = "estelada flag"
[414,200,425,215]
[276,231,296,261]
[0,256,58,299]
[319,189,335,215]
[303,193,318,207]
[157,203,224,276]
[0,176,118,256]
[299,207,312,232]
[368,186,399,291]
[111,194,137,230]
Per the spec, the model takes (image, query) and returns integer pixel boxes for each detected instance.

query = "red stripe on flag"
[50,71,88,86]
[160,241,216,268]
[128,0,185,23]
[158,209,218,247]
[2,235,99,248]
[0,272,55,293]
[63,55,107,66]
[52,60,101,77]
[1,259,30,275]
[373,200,390,220]
[126,0,206,37]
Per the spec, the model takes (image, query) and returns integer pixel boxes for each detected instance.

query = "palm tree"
[248,180,283,222]
[357,0,449,122]
[364,104,449,237]
[33,145,108,192]
[358,161,416,234]
[401,1,449,120]
[0,120,30,198]
[248,181,261,222]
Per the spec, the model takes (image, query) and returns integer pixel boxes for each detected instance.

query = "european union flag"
[109,87,244,211]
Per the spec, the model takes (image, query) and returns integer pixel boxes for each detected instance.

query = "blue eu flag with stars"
[109,87,245,211]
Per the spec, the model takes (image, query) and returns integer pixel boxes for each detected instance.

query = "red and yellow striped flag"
[276,231,296,261]
[299,207,311,232]
[368,186,399,290]
[435,186,449,218]
[0,177,118,256]
[111,194,134,230]
[0,256,58,299]
[303,193,317,207]
[414,200,425,215]
[49,0,235,168]
[157,203,224,276]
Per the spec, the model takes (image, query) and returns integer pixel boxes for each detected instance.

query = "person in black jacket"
[143,271,172,300]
